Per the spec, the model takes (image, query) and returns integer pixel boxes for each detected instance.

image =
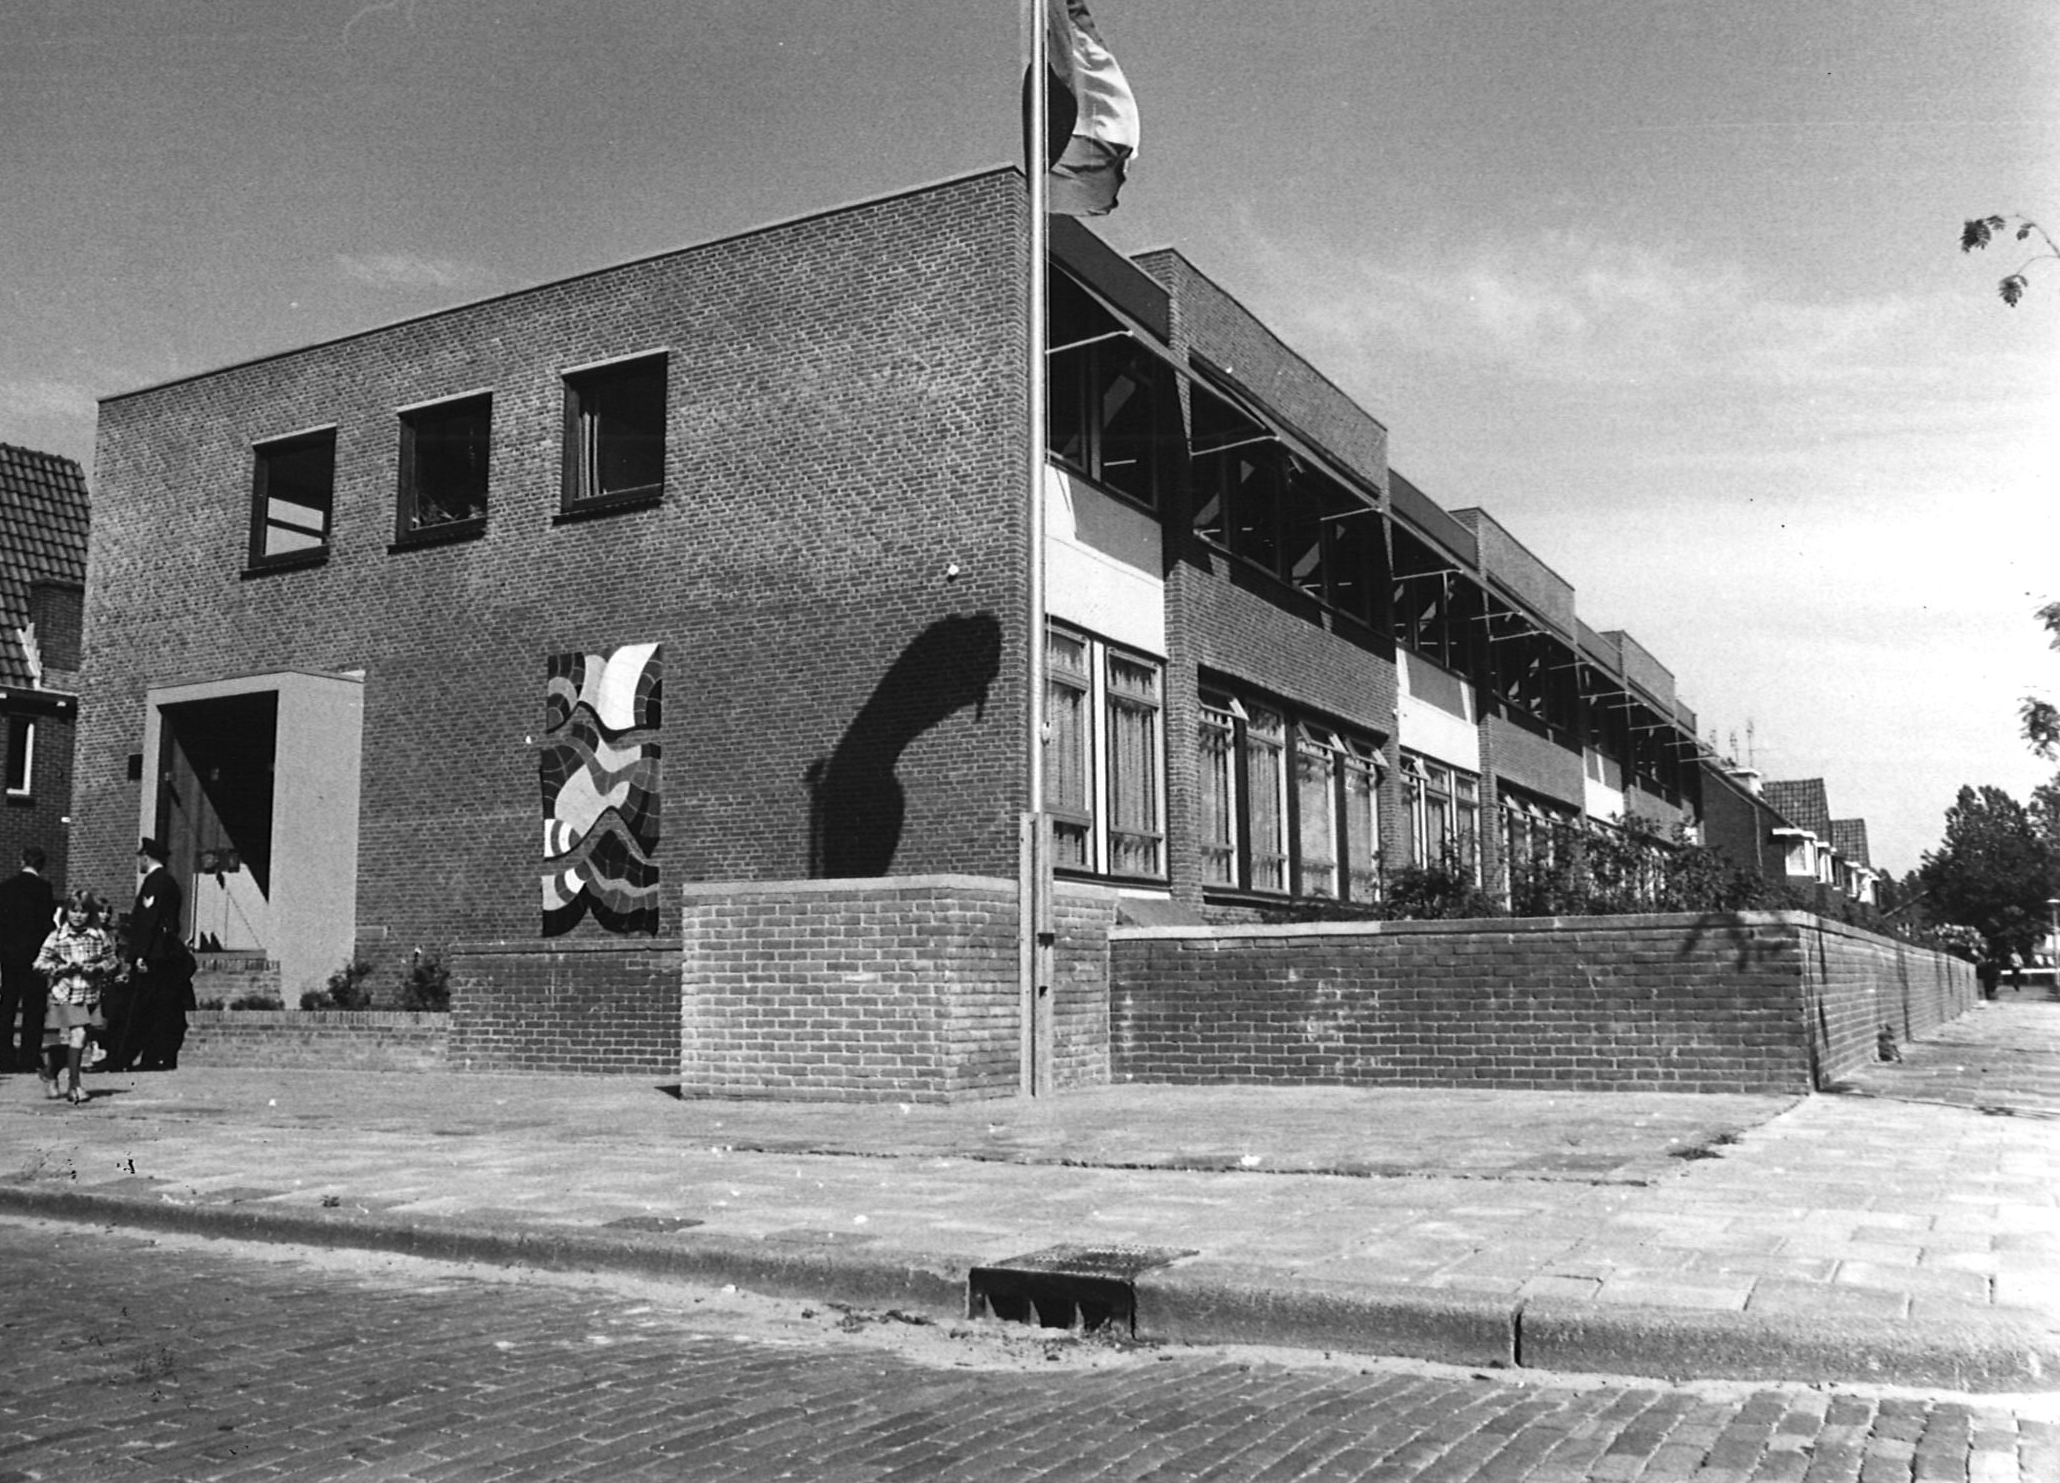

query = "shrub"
[1383,851,1501,921]
[313,956,376,1011]
[399,948,451,1012]
[228,993,283,1010]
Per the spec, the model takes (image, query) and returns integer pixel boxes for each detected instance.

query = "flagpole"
[1020,0,1053,1097]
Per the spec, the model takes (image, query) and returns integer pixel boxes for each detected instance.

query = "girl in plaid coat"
[36,890,119,1105]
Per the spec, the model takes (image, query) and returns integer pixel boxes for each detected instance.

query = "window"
[398,393,490,540]
[1048,273,1168,509]
[1047,626,1165,879]
[5,717,32,797]
[249,429,336,567]
[1500,789,1580,899]
[1401,751,1480,878]
[563,354,667,511]
[1392,530,1481,674]
[1200,688,1381,901]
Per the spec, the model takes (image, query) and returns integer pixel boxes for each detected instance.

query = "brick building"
[0,444,88,890]
[81,169,1823,1074]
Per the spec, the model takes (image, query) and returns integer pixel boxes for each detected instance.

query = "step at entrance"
[967,1244,1196,1335]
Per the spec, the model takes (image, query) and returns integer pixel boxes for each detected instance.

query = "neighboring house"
[0,445,88,890]
[1830,818,1880,907]
[1761,777,1880,914]
[79,170,1733,1069]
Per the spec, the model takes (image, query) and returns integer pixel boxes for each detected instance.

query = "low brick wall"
[189,954,284,1008]
[1111,912,1974,1095]
[1800,916,1979,1085]
[446,938,682,1076]
[180,1010,449,1071]
[677,875,1114,1102]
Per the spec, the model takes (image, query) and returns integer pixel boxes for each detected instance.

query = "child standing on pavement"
[35,891,118,1105]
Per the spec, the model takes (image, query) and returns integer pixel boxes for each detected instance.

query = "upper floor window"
[1048,625,1165,881]
[1191,385,1385,623]
[1392,529,1482,675]
[398,392,490,542]
[1200,687,1381,902]
[249,428,336,568]
[1048,272,1168,510]
[5,716,33,797]
[563,353,667,513]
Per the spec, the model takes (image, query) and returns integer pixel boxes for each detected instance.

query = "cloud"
[0,378,95,422]
[1258,226,1919,394]
[334,252,500,291]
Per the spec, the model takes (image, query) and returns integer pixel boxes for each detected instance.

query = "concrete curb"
[1134,1261,1517,1369]
[0,1184,970,1321]
[6,1184,2055,1393]
[1519,1296,2060,1394]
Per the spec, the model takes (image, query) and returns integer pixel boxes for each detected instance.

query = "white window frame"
[4,716,33,798]
[1046,623,1166,882]
[1202,688,1382,903]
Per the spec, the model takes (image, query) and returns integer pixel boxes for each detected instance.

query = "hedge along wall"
[677,876,1116,1103]
[1110,912,1976,1096]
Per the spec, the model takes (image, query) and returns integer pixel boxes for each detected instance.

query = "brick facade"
[1110,913,1974,1095]
[80,172,1031,993]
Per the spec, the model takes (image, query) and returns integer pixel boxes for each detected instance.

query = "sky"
[4,0,2057,874]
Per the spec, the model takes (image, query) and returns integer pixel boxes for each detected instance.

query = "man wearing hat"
[108,837,191,1072]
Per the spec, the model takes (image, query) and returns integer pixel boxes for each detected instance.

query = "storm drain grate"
[601,1216,705,1233]
[967,1244,1196,1334]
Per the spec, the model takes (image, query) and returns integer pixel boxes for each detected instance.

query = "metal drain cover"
[967,1245,1197,1333]
[602,1215,705,1233]
[983,1244,1197,1279]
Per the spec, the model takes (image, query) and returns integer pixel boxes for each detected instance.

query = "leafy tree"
[1916,785,2054,957]
[2021,602,2060,758]
[1961,214,2057,307]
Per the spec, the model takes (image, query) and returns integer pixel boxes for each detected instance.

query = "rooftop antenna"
[1746,718,1757,768]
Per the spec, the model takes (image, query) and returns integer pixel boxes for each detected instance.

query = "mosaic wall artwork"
[541,642,661,936]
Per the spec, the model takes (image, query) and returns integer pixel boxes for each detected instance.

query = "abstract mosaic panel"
[541,642,661,936]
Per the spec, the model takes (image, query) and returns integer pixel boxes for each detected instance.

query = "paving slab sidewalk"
[2,1001,2056,1392]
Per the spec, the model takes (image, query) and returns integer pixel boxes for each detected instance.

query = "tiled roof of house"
[1763,779,1833,841]
[0,444,91,691]
[1830,819,1871,868]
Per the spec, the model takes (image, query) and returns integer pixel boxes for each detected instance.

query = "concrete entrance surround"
[140,669,364,1001]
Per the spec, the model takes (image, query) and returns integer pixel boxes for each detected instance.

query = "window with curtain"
[1201,686,1382,903]
[1402,750,1481,879]
[1198,700,1239,886]
[1045,624,1164,881]
[563,353,667,511]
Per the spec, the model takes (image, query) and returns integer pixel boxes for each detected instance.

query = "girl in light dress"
[36,890,119,1105]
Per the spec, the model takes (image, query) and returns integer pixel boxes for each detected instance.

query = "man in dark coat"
[0,845,55,1071]
[110,837,190,1072]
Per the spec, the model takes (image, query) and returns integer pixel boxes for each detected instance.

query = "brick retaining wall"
[446,939,682,1076]
[1111,912,1974,1095]
[677,876,1114,1102]
[180,1010,448,1071]
[1800,916,1978,1086]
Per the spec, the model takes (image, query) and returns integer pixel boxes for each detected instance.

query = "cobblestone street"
[0,1216,2053,1482]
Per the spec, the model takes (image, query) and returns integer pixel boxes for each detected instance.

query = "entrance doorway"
[156,692,278,953]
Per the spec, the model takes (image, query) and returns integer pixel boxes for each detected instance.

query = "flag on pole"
[1036,0,1139,216]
